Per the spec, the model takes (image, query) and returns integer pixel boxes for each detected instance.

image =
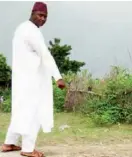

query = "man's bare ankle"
[3,144,14,146]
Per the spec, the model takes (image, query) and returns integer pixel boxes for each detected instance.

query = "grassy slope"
[0,112,132,146]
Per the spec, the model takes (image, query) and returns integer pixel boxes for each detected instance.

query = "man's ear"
[31,12,35,18]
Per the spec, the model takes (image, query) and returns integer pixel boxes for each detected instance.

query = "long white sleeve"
[28,27,62,81]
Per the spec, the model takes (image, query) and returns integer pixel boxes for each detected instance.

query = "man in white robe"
[1,2,65,157]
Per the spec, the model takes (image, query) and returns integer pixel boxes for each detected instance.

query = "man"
[1,2,65,157]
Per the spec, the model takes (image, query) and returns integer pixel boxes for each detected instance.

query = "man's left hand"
[56,79,65,89]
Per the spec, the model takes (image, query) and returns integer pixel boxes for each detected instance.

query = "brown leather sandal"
[1,144,21,152]
[20,150,45,157]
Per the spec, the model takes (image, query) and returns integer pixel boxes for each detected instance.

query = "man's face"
[33,11,47,27]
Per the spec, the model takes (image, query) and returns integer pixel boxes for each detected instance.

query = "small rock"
[0,96,4,103]
[59,124,70,131]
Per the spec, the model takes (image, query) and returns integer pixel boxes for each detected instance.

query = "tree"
[48,38,85,74]
[0,53,11,88]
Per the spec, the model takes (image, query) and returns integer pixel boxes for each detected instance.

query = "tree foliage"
[0,53,11,87]
[48,38,85,74]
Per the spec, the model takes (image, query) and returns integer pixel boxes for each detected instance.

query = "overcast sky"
[1,1,132,77]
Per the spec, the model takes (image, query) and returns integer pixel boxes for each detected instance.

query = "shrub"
[0,82,67,113]
[0,53,11,88]
[76,66,132,125]
[0,88,11,112]
[53,83,67,112]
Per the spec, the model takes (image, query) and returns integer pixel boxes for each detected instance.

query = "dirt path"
[0,143,132,157]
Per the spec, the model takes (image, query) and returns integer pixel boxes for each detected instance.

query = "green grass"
[0,112,132,146]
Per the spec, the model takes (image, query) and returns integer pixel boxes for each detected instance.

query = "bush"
[63,70,94,111]
[0,79,67,113]
[1,97,11,112]
[0,88,11,112]
[75,66,132,125]
[0,84,67,113]
[0,53,11,88]
[2,65,132,127]
[53,83,67,112]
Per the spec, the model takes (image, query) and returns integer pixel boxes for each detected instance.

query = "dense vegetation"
[1,39,132,126]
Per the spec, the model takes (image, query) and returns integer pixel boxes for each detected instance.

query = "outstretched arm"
[29,30,62,81]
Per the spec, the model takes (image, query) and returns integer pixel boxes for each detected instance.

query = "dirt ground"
[0,142,132,157]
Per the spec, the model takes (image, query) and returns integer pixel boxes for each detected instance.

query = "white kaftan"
[10,20,62,135]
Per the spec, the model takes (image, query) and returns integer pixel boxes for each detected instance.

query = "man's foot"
[20,150,45,157]
[1,144,21,152]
